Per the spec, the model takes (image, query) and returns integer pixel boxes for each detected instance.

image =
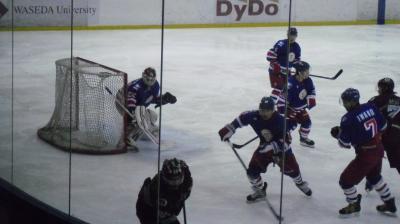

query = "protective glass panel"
[12,0,72,213]
[0,0,12,182]
[70,1,162,223]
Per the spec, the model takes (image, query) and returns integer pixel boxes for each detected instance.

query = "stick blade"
[332,69,343,80]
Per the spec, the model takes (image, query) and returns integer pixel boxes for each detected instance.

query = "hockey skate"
[125,124,143,152]
[300,137,315,148]
[296,181,312,196]
[247,182,267,203]
[377,198,397,216]
[126,137,139,152]
[339,194,362,217]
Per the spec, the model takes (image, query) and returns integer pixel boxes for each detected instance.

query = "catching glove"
[155,92,177,108]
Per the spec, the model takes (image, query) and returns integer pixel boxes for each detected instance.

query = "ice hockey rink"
[0,25,400,224]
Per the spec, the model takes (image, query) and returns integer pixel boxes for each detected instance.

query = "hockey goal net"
[38,57,127,154]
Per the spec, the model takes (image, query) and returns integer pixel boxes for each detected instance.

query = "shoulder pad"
[341,115,349,124]
[368,96,377,103]
[287,82,293,89]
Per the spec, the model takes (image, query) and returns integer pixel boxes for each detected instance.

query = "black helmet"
[161,158,184,187]
[293,61,310,75]
[259,96,275,111]
[288,27,298,36]
[377,77,394,94]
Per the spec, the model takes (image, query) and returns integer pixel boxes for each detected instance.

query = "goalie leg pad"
[134,106,159,145]
[147,109,158,125]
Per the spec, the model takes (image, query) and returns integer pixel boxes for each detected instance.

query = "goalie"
[116,67,177,150]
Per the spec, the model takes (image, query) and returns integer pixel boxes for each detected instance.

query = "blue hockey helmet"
[341,88,360,104]
[288,27,298,36]
[293,61,310,74]
[259,96,275,110]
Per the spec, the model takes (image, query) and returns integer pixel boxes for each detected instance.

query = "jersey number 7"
[364,118,378,138]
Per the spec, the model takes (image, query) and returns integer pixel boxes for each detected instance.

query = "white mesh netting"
[38,57,127,154]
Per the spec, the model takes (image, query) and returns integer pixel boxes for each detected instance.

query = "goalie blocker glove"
[155,92,177,108]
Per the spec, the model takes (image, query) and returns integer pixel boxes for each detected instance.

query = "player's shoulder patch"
[277,40,285,47]
[133,83,141,90]
[341,115,349,124]
[287,81,293,89]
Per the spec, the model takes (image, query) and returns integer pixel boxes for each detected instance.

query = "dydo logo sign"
[217,0,279,21]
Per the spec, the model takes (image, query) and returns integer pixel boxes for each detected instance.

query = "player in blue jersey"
[116,67,177,150]
[266,27,301,102]
[330,88,396,216]
[218,96,312,203]
[277,61,316,148]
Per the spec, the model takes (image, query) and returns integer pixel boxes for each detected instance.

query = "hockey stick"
[231,136,258,149]
[225,140,283,221]
[183,202,187,224]
[226,140,247,170]
[309,69,343,80]
[104,86,159,145]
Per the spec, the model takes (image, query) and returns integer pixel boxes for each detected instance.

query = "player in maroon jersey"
[368,77,400,174]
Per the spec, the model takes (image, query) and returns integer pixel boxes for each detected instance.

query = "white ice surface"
[0,25,400,224]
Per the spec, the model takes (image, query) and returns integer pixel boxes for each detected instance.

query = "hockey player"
[116,67,177,150]
[365,78,400,191]
[266,27,301,102]
[218,96,312,203]
[277,61,316,148]
[369,78,400,174]
[330,88,396,216]
[136,158,192,224]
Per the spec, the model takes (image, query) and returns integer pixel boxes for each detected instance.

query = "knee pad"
[367,175,382,186]
[339,179,353,190]
[246,168,261,180]
[300,117,312,128]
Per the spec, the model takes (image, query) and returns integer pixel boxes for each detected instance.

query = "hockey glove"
[307,96,316,109]
[272,152,281,165]
[218,124,235,141]
[155,92,177,108]
[271,62,281,75]
[287,108,298,120]
[330,126,340,139]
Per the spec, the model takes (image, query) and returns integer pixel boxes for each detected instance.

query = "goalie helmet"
[161,158,184,187]
[377,77,394,94]
[142,67,156,86]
